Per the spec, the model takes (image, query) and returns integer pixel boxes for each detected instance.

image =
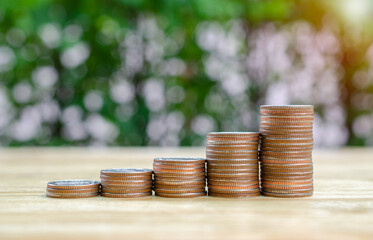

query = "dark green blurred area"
[1,0,373,147]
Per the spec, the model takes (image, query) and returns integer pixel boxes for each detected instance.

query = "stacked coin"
[206,132,260,198]
[100,168,153,198]
[46,180,100,198]
[153,158,206,198]
[259,105,314,198]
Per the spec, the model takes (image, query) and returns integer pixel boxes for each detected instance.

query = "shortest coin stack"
[100,168,153,198]
[153,158,206,198]
[46,180,100,198]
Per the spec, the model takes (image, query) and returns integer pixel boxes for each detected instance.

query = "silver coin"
[101,185,152,190]
[262,170,313,174]
[153,162,205,166]
[260,105,313,109]
[206,150,258,154]
[261,188,314,194]
[261,169,313,174]
[260,122,314,126]
[261,183,314,188]
[100,179,152,183]
[260,115,314,119]
[260,155,313,159]
[260,146,314,150]
[208,167,258,172]
[260,132,314,136]
[261,136,313,140]
[260,146,314,151]
[154,157,205,163]
[48,180,100,187]
[260,127,313,131]
[153,166,205,171]
[260,135,313,139]
[154,188,206,192]
[100,192,152,198]
[261,142,314,146]
[206,144,259,148]
[260,113,314,117]
[207,140,259,145]
[101,168,152,174]
[260,131,314,136]
[260,163,313,168]
[46,192,99,198]
[208,178,259,183]
[207,158,258,161]
[207,172,258,177]
[261,176,314,180]
[207,154,258,158]
[153,163,205,168]
[154,177,206,182]
[259,152,313,156]
[154,180,205,185]
[260,150,312,154]
[261,191,313,198]
[261,175,313,180]
[208,188,260,192]
[260,132,313,136]
[155,192,206,198]
[153,171,205,175]
[208,132,259,136]
[208,184,259,188]
[260,111,314,115]
[207,163,258,167]
[260,126,313,130]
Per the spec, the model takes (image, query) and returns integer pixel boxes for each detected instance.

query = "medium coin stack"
[46,180,100,198]
[100,168,153,198]
[206,132,260,198]
[259,105,314,198]
[153,158,206,198]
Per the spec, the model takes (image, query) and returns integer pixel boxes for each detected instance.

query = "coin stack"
[259,105,314,198]
[100,168,153,198]
[153,158,206,198]
[206,132,260,198]
[46,180,100,198]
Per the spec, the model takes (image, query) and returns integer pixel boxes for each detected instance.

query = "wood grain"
[0,147,372,240]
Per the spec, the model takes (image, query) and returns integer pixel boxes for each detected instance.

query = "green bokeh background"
[1,0,373,146]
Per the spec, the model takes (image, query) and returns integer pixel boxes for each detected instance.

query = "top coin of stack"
[153,158,206,198]
[206,132,260,198]
[46,180,100,198]
[100,168,153,198]
[259,105,314,198]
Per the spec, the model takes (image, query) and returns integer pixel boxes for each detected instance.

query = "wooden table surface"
[0,147,372,240]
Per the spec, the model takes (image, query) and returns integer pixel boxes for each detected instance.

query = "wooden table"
[0,147,372,240]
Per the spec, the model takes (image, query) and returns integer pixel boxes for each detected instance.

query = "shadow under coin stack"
[206,132,260,198]
[46,180,100,198]
[259,105,314,198]
[100,168,153,198]
[153,158,206,198]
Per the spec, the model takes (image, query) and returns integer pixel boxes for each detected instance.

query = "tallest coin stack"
[259,105,314,198]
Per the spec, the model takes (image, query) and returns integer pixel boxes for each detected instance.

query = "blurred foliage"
[0,0,373,146]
